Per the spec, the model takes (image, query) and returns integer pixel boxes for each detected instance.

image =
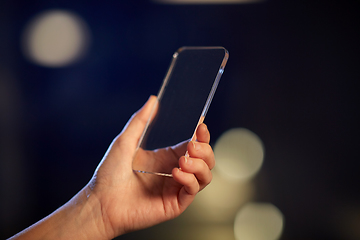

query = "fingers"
[187,131,215,170]
[172,154,213,209]
[172,123,215,206]
[172,168,199,210]
[178,156,212,190]
[172,168,199,195]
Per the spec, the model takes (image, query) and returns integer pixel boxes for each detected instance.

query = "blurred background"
[0,0,359,239]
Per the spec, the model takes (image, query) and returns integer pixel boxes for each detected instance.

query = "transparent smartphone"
[133,46,228,177]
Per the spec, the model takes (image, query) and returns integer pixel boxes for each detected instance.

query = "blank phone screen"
[140,47,228,151]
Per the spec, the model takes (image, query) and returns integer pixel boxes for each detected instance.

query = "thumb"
[93,96,157,178]
[116,95,158,160]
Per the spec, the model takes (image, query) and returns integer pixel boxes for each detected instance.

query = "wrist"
[62,185,112,240]
[8,185,111,240]
[41,185,111,239]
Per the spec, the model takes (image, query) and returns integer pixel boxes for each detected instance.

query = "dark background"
[1,0,359,239]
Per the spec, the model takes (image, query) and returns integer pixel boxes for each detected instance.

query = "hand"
[87,95,215,238]
[8,96,214,240]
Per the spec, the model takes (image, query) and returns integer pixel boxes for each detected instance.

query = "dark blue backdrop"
[1,1,359,239]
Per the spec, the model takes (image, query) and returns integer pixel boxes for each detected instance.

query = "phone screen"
[134,46,228,175]
[141,46,228,150]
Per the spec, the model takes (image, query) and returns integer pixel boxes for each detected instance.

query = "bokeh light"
[234,202,284,240]
[188,170,254,223]
[214,128,264,182]
[22,10,90,67]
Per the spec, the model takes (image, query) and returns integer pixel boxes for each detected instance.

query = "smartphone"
[134,46,228,176]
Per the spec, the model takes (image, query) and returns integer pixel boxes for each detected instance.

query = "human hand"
[8,96,214,240]
[88,95,215,238]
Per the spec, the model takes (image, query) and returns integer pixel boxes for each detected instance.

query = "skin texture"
[9,96,215,240]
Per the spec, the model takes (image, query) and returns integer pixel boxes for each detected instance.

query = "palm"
[91,141,190,236]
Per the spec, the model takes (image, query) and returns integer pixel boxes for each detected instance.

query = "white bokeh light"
[214,128,264,182]
[22,10,90,67]
[189,170,254,222]
[234,202,284,240]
